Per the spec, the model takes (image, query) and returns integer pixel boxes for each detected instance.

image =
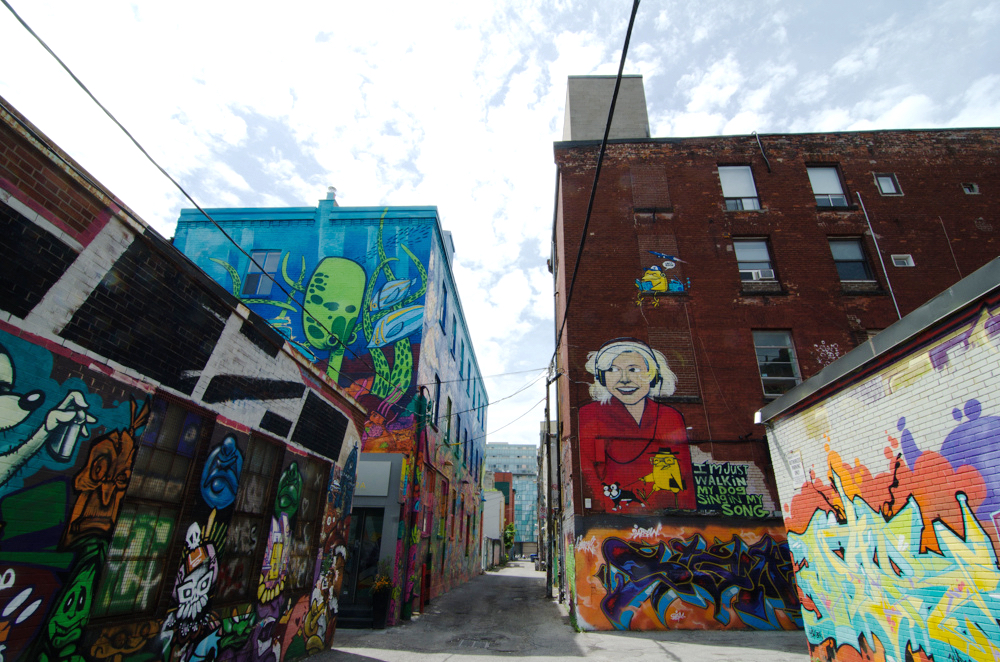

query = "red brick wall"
[555,129,1000,450]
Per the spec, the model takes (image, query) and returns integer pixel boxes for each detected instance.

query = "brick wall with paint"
[0,97,364,661]
[763,259,1000,662]
[552,77,1000,631]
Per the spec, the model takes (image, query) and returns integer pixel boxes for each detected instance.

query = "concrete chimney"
[562,75,649,142]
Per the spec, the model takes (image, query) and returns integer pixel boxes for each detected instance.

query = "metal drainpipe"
[856,191,902,320]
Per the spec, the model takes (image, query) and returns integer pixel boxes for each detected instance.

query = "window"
[962,183,980,195]
[874,173,902,195]
[93,400,204,617]
[718,166,760,210]
[433,375,441,427]
[891,254,915,267]
[466,363,472,395]
[242,250,281,296]
[733,239,775,280]
[807,166,849,207]
[285,456,329,592]
[445,398,452,443]
[829,238,875,281]
[440,286,449,330]
[216,434,281,604]
[450,317,457,355]
[753,331,801,397]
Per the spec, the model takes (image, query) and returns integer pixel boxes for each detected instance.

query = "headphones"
[594,338,664,390]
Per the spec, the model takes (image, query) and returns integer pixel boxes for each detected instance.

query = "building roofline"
[554,125,1000,151]
[759,256,1000,425]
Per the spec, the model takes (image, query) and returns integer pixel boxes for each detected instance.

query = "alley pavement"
[319,561,811,662]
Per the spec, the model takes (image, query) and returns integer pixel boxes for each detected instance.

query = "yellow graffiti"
[642,449,684,493]
[790,469,1000,662]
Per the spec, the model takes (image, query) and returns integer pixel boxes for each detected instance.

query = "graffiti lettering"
[693,463,769,517]
[596,532,801,630]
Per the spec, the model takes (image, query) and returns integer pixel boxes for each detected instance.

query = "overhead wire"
[2,0,544,441]
[552,0,641,363]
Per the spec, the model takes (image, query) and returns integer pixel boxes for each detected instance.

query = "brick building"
[0,97,362,661]
[172,196,487,627]
[550,75,1000,631]
[761,257,1000,662]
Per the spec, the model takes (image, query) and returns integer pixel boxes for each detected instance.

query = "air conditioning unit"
[741,269,775,281]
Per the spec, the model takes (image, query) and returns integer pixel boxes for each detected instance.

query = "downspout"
[856,191,901,320]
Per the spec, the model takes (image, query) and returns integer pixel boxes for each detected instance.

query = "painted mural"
[579,338,695,513]
[0,324,359,662]
[635,251,690,295]
[773,301,1000,662]
[210,211,430,454]
[0,328,148,662]
[573,520,801,631]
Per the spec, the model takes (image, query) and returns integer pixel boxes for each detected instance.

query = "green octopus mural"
[210,210,427,406]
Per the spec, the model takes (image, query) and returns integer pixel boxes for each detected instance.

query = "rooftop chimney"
[562,75,650,142]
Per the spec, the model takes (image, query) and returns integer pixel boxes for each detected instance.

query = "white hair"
[585,339,677,403]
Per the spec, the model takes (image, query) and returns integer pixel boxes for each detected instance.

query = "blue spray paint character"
[200,435,244,510]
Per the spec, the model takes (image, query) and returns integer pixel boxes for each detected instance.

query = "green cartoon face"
[219,605,258,650]
[275,462,303,518]
[47,562,96,649]
[302,258,366,354]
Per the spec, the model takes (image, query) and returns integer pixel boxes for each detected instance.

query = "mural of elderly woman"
[578,338,695,512]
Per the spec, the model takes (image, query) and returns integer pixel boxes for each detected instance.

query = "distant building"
[552,75,1000,631]
[173,196,487,626]
[485,443,539,555]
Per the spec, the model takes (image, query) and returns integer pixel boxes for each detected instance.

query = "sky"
[2,0,998,446]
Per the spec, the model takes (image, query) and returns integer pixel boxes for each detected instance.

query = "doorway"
[341,507,384,607]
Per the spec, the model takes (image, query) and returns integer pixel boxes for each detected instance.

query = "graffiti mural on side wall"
[574,520,800,631]
[778,302,1000,662]
[579,338,694,513]
[210,212,429,454]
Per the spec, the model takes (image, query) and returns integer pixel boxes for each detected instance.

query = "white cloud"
[681,55,743,113]
[2,0,997,443]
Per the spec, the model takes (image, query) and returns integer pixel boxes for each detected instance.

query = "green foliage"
[503,523,517,549]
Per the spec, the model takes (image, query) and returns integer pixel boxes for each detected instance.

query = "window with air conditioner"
[734,239,775,281]
[808,166,849,207]
[718,166,761,211]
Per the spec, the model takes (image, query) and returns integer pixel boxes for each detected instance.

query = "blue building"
[484,443,539,554]
[173,192,487,624]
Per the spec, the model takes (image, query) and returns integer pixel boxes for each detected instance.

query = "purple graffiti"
[598,533,801,630]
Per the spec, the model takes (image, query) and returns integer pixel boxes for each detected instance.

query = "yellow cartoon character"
[636,265,668,292]
[642,448,684,493]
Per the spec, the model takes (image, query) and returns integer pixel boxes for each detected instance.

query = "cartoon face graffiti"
[644,449,685,493]
[0,343,45,432]
[219,604,258,651]
[46,561,97,650]
[201,435,244,510]
[604,352,655,406]
[175,562,214,622]
[65,430,137,544]
[275,462,303,518]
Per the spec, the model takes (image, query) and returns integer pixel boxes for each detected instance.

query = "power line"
[553,0,641,360]
[3,0,551,444]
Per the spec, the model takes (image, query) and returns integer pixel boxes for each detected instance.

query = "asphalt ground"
[318,561,811,662]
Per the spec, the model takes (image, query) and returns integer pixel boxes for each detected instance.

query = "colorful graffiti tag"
[578,338,694,512]
[775,301,1000,662]
[573,522,801,631]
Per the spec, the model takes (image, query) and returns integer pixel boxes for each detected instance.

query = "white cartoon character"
[0,343,98,487]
